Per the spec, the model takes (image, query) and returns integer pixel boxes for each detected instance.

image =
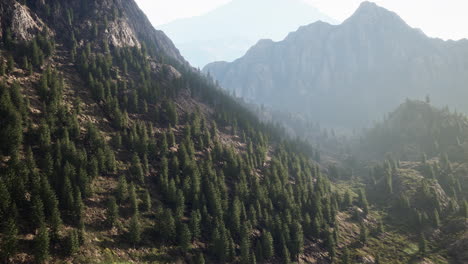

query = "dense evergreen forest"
[0,0,343,263]
[0,0,466,263]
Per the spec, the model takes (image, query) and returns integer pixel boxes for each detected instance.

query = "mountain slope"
[0,0,343,263]
[204,1,468,128]
[158,0,336,67]
[0,1,466,263]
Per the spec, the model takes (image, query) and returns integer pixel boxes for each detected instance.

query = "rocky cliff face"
[204,1,468,128]
[0,0,186,65]
[10,1,48,42]
[0,0,47,42]
[113,0,185,63]
[104,18,140,48]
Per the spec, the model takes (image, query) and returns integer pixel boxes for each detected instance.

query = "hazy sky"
[135,0,468,41]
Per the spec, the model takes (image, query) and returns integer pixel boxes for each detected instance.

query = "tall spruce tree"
[106,197,119,227]
[1,218,18,262]
[34,224,50,264]
[129,213,142,247]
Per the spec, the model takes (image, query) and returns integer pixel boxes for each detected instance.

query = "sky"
[135,0,468,41]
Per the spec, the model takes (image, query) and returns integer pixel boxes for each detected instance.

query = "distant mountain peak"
[357,1,380,10]
[204,1,468,127]
[158,0,336,67]
[345,1,407,26]
[355,1,389,14]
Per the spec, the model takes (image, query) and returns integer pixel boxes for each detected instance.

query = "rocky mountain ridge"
[1,0,186,65]
[204,1,468,128]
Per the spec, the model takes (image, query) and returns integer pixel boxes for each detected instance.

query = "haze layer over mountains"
[158,0,336,67]
[204,2,468,128]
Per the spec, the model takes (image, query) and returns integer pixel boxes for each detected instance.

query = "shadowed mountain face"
[204,1,468,128]
[158,0,336,67]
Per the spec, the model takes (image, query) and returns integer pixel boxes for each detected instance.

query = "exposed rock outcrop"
[10,2,44,41]
[114,0,186,65]
[0,0,48,42]
[105,18,140,48]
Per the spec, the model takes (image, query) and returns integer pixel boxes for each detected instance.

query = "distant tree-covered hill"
[362,99,468,162]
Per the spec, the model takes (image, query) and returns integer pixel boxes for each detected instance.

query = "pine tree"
[105,146,117,173]
[282,244,291,264]
[190,209,201,240]
[177,222,192,253]
[78,219,86,245]
[164,100,178,126]
[34,224,50,263]
[143,189,151,212]
[159,132,169,156]
[358,189,369,216]
[23,56,29,70]
[229,197,242,235]
[290,222,304,259]
[106,197,119,227]
[130,153,144,183]
[1,218,18,262]
[377,219,385,235]
[419,233,427,256]
[255,240,264,262]
[66,229,79,256]
[325,230,336,259]
[359,223,368,245]
[341,248,351,264]
[0,180,11,217]
[0,60,6,76]
[175,189,185,218]
[432,209,440,228]
[385,168,393,194]
[6,54,14,73]
[142,153,149,175]
[74,190,84,224]
[211,224,228,261]
[77,168,91,199]
[240,236,251,264]
[261,230,274,259]
[311,216,321,237]
[375,254,381,264]
[194,252,205,264]
[0,89,23,156]
[250,252,257,264]
[62,175,74,211]
[168,129,176,147]
[343,190,353,209]
[460,200,467,219]
[116,175,128,203]
[158,209,176,243]
[49,201,62,241]
[129,183,139,215]
[129,213,142,247]
[32,195,46,228]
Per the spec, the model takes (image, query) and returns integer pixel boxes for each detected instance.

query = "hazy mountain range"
[0,0,467,263]
[158,0,336,67]
[204,1,468,128]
